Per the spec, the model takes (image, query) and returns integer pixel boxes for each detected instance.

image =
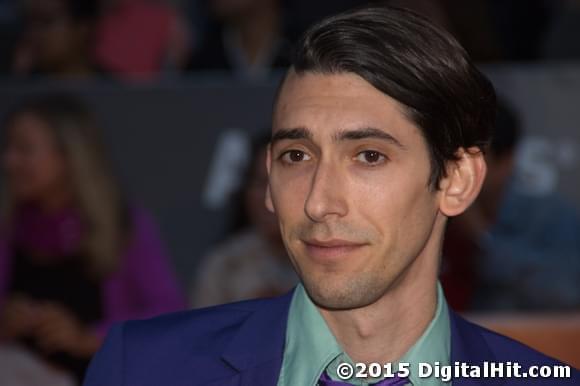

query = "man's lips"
[302,239,367,260]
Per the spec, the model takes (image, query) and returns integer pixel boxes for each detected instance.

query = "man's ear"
[438,147,487,217]
[265,143,275,213]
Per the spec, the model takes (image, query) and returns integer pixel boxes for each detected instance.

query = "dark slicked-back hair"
[291,5,496,189]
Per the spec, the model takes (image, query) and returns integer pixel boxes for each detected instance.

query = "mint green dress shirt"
[276,283,451,386]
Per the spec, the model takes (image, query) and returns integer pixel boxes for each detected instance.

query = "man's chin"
[302,278,385,311]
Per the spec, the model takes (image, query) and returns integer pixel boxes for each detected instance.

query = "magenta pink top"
[0,204,186,337]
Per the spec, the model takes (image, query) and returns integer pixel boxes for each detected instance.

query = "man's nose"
[304,160,348,222]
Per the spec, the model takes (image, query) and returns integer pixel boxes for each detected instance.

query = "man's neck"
[317,241,441,364]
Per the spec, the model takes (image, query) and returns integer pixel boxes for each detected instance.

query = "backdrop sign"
[0,65,578,287]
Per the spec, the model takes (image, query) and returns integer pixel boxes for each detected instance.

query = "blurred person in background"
[94,0,192,81]
[191,136,297,308]
[443,98,580,311]
[0,94,185,382]
[11,0,103,79]
[438,99,522,311]
[186,0,297,79]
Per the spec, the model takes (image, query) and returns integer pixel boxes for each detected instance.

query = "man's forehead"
[275,71,378,103]
[272,71,415,140]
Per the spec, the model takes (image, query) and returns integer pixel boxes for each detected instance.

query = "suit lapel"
[218,291,294,386]
[449,310,505,386]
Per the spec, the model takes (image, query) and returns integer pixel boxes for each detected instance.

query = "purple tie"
[318,370,409,386]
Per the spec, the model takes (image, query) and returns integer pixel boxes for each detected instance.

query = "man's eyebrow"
[271,127,313,143]
[335,127,406,149]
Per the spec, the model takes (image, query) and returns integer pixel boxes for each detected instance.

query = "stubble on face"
[287,220,386,309]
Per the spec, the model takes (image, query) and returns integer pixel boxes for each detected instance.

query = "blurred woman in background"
[0,94,185,381]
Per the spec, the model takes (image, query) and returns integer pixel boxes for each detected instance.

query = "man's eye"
[355,150,387,165]
[281,150,311,163]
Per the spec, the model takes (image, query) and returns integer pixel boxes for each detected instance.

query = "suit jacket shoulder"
[84,293,579,386]
[83,294,293,386]
[450,312,580,385]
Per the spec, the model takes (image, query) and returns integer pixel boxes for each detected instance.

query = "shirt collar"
[278,282,451,386]
[278,283,343,386]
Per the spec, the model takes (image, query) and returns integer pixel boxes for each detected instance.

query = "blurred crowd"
[0,0,579,384]
[0,95,185,383]
[0,0,579,82]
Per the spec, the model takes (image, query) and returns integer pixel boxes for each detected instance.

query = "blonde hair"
[1,94,127,278]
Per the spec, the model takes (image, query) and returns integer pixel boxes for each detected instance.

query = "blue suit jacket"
[84,291,580,385]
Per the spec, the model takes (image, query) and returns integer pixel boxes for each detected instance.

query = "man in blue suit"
[84,5,579,386]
